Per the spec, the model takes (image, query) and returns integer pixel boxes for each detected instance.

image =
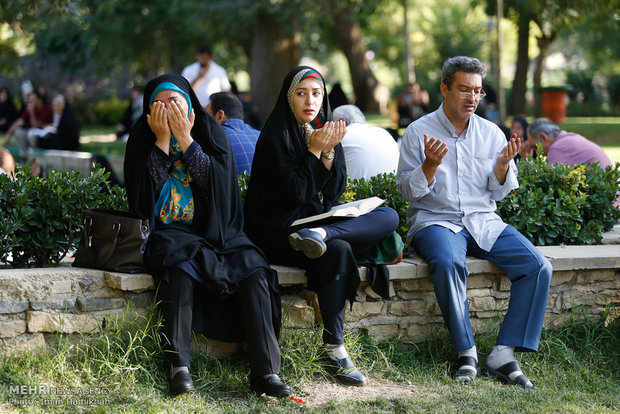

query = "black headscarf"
[124,74,278,300]
[244,66,347,250]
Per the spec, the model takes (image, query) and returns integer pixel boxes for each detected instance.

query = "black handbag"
[73,209,150,273]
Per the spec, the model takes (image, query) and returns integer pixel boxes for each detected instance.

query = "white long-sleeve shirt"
[341,123,400,180]
[396,103,518,251]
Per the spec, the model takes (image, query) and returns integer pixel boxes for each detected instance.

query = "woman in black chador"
[124,74,290,397]
[244,66,401,386]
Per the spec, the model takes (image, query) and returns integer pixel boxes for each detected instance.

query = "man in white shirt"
[397,56,552,388]
[181,45,231,108]
[332,104,399,180]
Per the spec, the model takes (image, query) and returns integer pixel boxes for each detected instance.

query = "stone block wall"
[1,245,618,354]
[278,245,620,344]
[0,268,154,354]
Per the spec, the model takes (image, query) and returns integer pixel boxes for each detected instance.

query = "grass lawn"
[0,305,618,413]
[559,117,620,164]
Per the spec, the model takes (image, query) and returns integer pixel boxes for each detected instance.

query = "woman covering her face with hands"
[244,66,401,387]
[124,74,290,398]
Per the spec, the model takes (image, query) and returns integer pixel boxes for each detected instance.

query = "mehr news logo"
[7,384,112,407]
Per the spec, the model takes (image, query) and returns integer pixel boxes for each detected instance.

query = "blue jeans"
[413,225,552,352]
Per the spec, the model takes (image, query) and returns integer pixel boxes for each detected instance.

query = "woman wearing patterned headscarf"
[244,66,400,387]
[124,74,290,398]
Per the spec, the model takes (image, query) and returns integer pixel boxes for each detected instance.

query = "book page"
[290,196,384,227]
[331,196,384,213]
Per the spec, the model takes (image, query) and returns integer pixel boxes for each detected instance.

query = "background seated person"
[396,82,430,128]
[0,87,19,134]
[116,86,143,142]
[206,92,259,174]
[36,94,80,151]
[332,104,400,180]
[525,117,611,168]
[3,91,53,157]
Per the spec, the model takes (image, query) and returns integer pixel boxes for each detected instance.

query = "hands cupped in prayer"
[309,119,346,155]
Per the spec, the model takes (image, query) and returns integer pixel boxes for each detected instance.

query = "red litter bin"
[540,87,566,123]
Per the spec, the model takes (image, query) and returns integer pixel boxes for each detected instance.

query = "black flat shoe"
[453,356,479,384]
[322,356,367,386]
[250,374,291,397]
[483,360,536,389]
[170,370,194,396]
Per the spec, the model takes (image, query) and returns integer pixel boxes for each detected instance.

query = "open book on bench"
[291,196,385,227]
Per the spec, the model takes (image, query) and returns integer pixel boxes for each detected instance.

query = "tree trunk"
[532,31,557,117]
[249,19,300,123]
[509,15,530,116]
[331,8,387,114]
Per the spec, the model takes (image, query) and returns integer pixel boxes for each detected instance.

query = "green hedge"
[2,160,618,269]
[339,173,410,246]
[0,166,127,268]
[497,157,620,245]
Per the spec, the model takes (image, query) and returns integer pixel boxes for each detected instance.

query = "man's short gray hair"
[440,56,487,86]
[332,104,366,125]
[527,118,561,140]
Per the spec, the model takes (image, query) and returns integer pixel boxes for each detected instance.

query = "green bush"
[339,173,410,246]
[0,166,127,268]
[92,96,128,126]
[497,155,620,245]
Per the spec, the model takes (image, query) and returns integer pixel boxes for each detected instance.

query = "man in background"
[525,117,612,168]
[182,45,231,108]
[332,104,400,180]
[207,92,259,174]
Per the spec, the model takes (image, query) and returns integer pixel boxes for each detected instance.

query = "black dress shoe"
[170,370,194,396]
[250,374,291,397]
[323,356,367,386]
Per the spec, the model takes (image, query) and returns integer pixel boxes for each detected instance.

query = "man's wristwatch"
[321,149,335,160]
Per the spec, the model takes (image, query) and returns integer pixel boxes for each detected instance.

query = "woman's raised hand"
[324,119,346,153]
[168,100,195,141]
[308,120,346,156]
[147,101,170,142]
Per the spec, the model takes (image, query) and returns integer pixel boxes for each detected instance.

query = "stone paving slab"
[538,245,620,271]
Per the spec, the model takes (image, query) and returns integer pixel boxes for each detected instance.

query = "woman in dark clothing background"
[0,87,19,134]
[124,74,289,397]
[244,66,401,387]
[37,94,80,151]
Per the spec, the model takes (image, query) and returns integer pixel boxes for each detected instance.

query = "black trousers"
[157,268,281,376]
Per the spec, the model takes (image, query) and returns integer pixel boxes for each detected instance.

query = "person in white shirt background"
[332,104,400,180]
[181,45,231,108]
[397,56,552,389]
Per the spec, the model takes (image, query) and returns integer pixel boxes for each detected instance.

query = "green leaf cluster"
[0,165,127,268]
[497,156,620,246]
[339,172,410,246]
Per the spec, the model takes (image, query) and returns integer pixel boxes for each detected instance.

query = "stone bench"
[1,245,618,355]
